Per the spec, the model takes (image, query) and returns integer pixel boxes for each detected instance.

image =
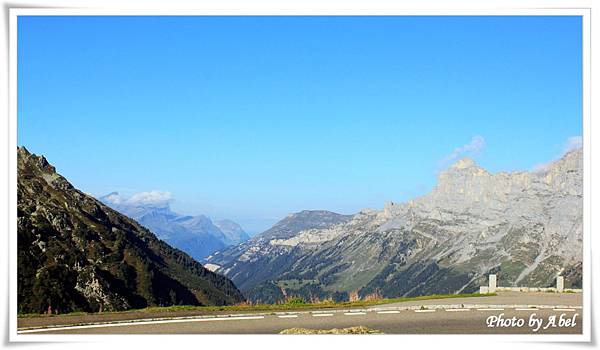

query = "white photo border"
[5,5,593,346]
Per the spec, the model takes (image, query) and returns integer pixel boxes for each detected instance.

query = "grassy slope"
[18,292,495,318]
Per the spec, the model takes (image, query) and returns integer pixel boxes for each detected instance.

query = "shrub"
[285,296,306,305]
[234,300,254,307]
[363,289,382,301]
[348,290,361,302]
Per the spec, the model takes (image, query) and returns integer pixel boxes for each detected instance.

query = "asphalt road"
[17,292,583,335]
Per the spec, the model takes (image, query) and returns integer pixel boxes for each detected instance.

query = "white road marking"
[17,315,265,334]
[17,303,583,335]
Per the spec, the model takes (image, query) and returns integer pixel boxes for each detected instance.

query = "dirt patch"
[280,326,382,334]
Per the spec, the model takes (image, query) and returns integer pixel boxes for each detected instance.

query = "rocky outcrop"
[17,147,245,314]
[258,210,354,241]
[207,149,583,303]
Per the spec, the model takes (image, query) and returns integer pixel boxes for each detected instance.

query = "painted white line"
[377,310,400,314]
[553,308,576,312]
[277,314,299,318]
[515,308,539,311]
[445,308,470,312]
[312,313,334,317]
[17,316,266,334]
[477,308,505,311]
[344,312,366,316]
[414,309,436,313]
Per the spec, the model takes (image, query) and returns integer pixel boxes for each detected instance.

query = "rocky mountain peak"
[440,157,489,182]
[18,146,55,173]
[18,147,73,192]
[17,145,30,157]
[550,147,582,172]
[450,157,477,170]
[536,147,583,195]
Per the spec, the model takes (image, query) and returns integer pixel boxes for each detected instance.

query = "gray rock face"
[99,195,249,261]
[258,210,354,241]
[207,149,583,303]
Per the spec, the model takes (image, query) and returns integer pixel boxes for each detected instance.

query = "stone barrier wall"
[478,274,582,294]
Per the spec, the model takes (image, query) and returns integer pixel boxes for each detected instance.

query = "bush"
[348,290,360,302]
[285,296,306,305]
[234,300,254,306]
[363,289,382,301]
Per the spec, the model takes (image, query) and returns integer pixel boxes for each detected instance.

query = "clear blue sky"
[18,16,582,233]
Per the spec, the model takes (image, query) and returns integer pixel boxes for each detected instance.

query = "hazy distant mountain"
[17,147,244,314]
[207,149,583,303]
[214,219,251,246]
[99,194,249,262]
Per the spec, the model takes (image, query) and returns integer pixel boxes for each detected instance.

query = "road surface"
[17,292,582,334]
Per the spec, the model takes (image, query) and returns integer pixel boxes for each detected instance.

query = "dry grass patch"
[280,326,382,334]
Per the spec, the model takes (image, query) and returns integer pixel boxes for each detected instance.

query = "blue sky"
[18,16,582,233]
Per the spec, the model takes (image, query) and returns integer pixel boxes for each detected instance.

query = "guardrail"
[479,274,582,294]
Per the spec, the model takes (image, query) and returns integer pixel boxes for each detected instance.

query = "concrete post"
[488,274,497,293]
[556,276,564,293]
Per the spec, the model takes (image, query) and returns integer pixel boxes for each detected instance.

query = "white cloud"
[563,135,582,154]
[125,191,173,207]
[439,135,485,168]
